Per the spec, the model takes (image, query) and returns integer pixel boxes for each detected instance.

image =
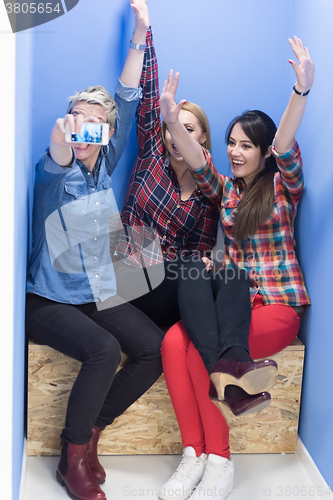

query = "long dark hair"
[225,110,278,241]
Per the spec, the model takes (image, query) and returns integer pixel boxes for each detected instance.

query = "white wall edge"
[19,439,27,500]
[296,438,331,493]
[0,5,15,499]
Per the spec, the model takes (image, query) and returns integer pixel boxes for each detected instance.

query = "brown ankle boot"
[57,443,106,500]
[87,427,106,484]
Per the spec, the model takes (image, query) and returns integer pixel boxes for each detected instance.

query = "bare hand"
[130,0,149,33]
[288,36,315,93]
[160,69,186,126]
[201,256,214,273]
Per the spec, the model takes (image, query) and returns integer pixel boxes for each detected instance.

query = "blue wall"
[291,0,333,488]
[14,0,332,494]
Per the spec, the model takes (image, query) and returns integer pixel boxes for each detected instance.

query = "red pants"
[161,295,301,459]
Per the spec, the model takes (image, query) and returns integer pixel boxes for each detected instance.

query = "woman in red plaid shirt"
[158,37,314,500]
[120,29,220,326]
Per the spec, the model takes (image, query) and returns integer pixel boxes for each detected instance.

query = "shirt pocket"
[220,198,239,227]
[63,183,87,216]
[100,176,115,208]
[264,204,280,225]
[101,174,112,190]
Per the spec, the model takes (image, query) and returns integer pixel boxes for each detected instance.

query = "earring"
[101,144,109,156]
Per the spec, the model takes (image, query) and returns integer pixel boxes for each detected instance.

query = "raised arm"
[160,70,206,170]
[274,36,315,153]
[50,1,149,168]
[119,0,150,89]
[135,26,162,159]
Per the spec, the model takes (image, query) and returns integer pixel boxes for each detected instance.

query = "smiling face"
[71,102,113,171]
[164,109,206,165]
[227,122,269,185]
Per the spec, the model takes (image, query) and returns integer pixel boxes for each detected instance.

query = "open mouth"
[232,160,245,168]
[172,143,180,155]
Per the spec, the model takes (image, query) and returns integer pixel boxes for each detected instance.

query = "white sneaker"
[159,447,207,500]
[190,454,234,500]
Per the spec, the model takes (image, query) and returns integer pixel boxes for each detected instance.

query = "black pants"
[178,259,251,370]
[131,257,251,371]
[26,293,163,445]
[130,259,182,326]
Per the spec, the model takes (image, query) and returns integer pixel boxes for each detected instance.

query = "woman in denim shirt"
[25,2,163,500]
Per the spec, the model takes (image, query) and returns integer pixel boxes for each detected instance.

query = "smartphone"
[65,122,109,145]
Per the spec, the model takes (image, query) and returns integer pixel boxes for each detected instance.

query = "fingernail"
[288,60,293,64]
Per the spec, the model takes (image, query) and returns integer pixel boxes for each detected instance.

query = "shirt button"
[88,172,91,176]
[163,236,166,239]
[167,220,170,224]
[94,237,97,241]
[94,219,97,223]
[92,188,95,191]
[96,202,99,205]
[95,274,98,278]
[177,204,180,208]
[94,256,97,259]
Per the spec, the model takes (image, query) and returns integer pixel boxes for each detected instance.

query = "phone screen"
[70,123,104,144]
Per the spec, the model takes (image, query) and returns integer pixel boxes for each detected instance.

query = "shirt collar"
[76,151,103,180]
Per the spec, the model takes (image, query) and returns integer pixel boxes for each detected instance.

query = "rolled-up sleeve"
[115,78,143,102]
[106,80,142,175]
[272,140,304,204]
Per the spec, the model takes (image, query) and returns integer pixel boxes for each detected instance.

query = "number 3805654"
[5,3,61,14]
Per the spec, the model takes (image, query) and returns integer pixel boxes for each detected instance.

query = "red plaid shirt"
[190,144,311,307]
[119,29,219,265]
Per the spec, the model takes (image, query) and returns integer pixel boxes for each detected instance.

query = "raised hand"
[274,37,315,153]
[50,114,80,148]
[288,36,315,93]
[130,0,149,34]
[160,69,186,126]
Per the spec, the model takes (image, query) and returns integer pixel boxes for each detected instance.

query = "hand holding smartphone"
[65,122,110,146]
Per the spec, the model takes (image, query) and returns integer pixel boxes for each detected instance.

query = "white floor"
[22,446,329,500]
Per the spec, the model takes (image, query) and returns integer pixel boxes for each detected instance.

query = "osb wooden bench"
[27,337,304,456]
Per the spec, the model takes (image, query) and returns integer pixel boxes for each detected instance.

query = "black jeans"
[130,259,182,327]
[178,259,251,371]
[26,293,163,445]
[131,257,251,372]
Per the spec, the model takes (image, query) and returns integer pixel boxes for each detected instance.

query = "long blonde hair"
[161,101,212,152]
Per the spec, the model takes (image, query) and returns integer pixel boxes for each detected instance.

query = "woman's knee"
[85,333,121,367]
[161,321,189,356]
[249,306,301,359]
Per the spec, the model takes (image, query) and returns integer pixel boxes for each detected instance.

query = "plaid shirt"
[119,29,219,265]
[190,143,311,307]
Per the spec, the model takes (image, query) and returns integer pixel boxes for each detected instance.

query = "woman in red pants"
[159,36,313,500]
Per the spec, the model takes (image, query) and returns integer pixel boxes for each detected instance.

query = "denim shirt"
[27,81,141,305]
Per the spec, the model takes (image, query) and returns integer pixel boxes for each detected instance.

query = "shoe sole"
[190,472,234,500]
[56,471,107,500]
[217,364,277,399]
[212,397,271,425]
